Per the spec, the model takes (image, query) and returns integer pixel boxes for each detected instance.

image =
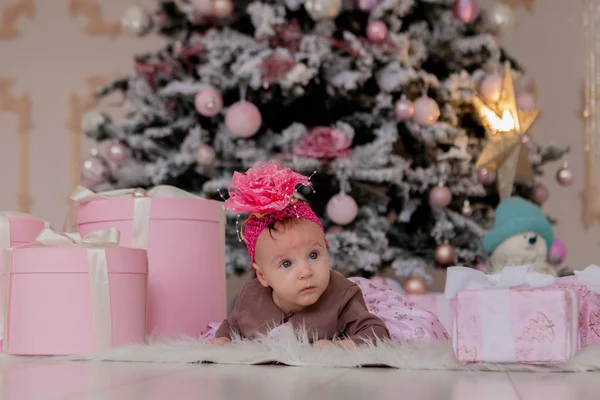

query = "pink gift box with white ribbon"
[445,266,580,364]
[1,228,147,355]
[0,211,48,351]
[67,185,226,339]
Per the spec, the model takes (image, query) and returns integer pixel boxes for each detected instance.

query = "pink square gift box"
[1,228,147,355]
[452,288,579,364]
[68,185,226,339]
[404,294,454,333]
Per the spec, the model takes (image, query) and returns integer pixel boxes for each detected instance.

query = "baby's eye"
[280,260,292,269]
[309,251,318,260]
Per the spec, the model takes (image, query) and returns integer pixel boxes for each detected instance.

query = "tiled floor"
[1,360,599,399]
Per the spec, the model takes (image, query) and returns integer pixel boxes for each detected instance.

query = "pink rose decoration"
[224,161,311,214]
[293,127,352,159]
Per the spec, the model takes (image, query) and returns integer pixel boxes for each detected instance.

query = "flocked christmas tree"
[82,0,570,282]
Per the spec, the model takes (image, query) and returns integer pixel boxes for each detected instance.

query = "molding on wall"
[0,78,32,212]
[67,75,113,191]
[0,0,35,40]
[68,0,122,39]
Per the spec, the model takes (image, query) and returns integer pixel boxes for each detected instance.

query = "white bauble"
[121,5,153,36]
[304,0,342,21]
[488,232,555,275]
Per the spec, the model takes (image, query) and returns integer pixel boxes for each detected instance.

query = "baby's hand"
[207,337,231,346]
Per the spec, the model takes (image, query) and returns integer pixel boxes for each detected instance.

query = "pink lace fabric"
[348,277,449,344]
[243,201,325,263]
[201,277,449,344]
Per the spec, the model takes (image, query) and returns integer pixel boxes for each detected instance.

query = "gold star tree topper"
[473,62,540,200]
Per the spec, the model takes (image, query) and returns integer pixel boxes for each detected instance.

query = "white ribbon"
[572,265,600,294]
[65,185,200,249]
[444,265,556,299]
[1,227,120,352]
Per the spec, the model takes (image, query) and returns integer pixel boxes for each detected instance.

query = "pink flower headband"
[223,161,326,264]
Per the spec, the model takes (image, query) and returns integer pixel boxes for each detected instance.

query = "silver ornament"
[304,0,342,21]
[121,5,153,36]
[486,3,514,34]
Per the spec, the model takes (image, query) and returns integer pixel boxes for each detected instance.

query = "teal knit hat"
[482,197,554,255]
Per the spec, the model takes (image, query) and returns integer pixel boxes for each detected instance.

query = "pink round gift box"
[4,246,147,355]
[75,196,226,339]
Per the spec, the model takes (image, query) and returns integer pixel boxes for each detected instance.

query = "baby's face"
[253,218,330,314]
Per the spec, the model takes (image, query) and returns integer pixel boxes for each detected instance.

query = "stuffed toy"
[482,196,556,275]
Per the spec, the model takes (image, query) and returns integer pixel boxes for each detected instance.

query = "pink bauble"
[477,168,496,185]
[81,151,110,185]
[394,99,414,121]
[212,0,234,18]
[108,142,129,163]
[453,0,479,24]
[530,183,550,205]
[225,101,262,138]
[191,0,213,15]
[413,96,440,126]
[356,0,378,11]
[429,185,452,208]
[196,144,216,166]
[195,87,223,117]
[366,20,388,43]
[326,193,358,226]
[516,92,536,110]
[556,164,575,186]
[549,238,567,263]
[480,74,503,103]
[326,225,344,235]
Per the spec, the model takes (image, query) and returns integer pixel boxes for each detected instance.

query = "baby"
[210,161,389,347]
[209,161,447,347]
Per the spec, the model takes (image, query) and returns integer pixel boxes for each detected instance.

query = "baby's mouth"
[300,286,316,293]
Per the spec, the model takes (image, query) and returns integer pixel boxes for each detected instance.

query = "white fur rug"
[4,326,600,372]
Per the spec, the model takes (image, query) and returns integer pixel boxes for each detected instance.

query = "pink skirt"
[201,277,449,344]
[347,277,448,344]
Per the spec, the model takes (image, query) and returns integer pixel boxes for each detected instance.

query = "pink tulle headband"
[223,161,326,263]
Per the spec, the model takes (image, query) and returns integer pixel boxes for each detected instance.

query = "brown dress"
[215,270,390,343]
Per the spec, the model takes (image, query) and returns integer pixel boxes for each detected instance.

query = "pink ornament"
[549,238,567,263]
[556,162,575,186]
[108,142,129,163]
[394,98,414,121]
[453,0,479,24]
[326,225,344,235]
[196,144,216,166]
[366,20,388,43]
[326,193,358,226]
[530,183,549,205]
[413,96,440,126]
[195,87,223,117]
[293,126,352,159]
[477,168,496,185]
[480,74,503,103]
[225,101,262,138]
[81,149,110,185]
[429,185,452,208]
[516,92,536,110]
[191,0,213,15]
[356,0,378,11]
[212,0,234,18]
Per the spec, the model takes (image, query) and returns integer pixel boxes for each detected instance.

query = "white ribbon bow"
[444,265,556,299]
[0,211,49,251]
[2,228,121,352]
[65,185,200,249]
[572,265,600,294]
